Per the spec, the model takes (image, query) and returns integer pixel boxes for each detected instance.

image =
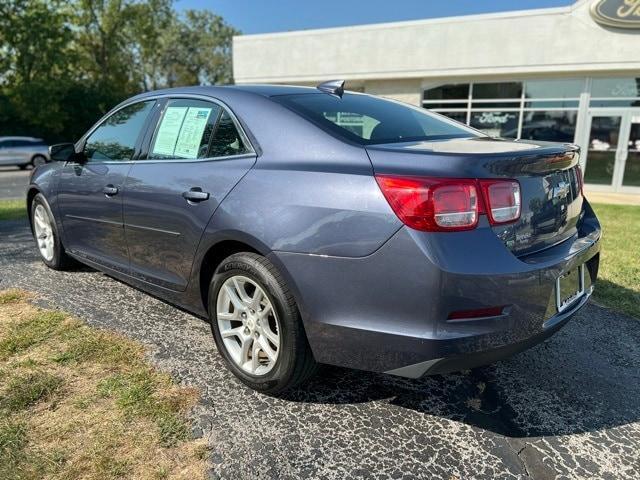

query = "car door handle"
[103,185,119,196]
[182,188,210,203]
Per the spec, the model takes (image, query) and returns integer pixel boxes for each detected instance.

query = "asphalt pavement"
[0,219,638,479]
[0,166,30,199]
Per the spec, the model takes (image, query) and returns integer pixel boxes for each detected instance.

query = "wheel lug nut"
[244,327,250,335]
[254,331,259,338]
[241,312,247,319]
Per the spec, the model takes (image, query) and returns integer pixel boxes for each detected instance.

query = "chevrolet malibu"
[27,82,601,394]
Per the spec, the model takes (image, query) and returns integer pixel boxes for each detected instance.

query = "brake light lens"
[479,180,521,224]
[376,175,521,232]
[375,176,479,231]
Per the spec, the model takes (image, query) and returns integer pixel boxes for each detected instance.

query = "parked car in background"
[26,82,601,394]
[0,136,50,169]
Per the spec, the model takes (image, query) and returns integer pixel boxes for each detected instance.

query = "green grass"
[591,203,640,319]
[0,199,27,221]
[0,289,208,480]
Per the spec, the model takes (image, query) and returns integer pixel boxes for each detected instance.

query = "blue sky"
[175,0,575,34]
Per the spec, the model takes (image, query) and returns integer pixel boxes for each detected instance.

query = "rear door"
[123,97,257,291]
[57,100,157,271]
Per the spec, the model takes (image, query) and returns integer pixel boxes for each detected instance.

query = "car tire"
[31,155,47,168]
[30,193,74,270]
[209,252,318,394]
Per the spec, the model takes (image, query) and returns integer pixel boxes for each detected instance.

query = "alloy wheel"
[216,275,281,375]
[33,204,54,261]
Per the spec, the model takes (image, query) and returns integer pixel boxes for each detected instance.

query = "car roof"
[225,84,320,96]
[126,84,328,105]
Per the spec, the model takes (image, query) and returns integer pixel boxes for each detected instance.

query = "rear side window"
[149,99,222,160]
[84,101,156,162]
[275,93,480,145]
[209,111,250,158]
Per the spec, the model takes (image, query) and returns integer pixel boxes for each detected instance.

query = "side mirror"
[49,143,86,163]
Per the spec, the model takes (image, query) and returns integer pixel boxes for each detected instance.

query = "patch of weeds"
[1,371,63,412]
[0,290,25,305]
[53,328,140,366]
[0,310,68,360]
[95,454,131,479]
[0,418,28,469]
[97,371,191,447]
[0,291,206,479]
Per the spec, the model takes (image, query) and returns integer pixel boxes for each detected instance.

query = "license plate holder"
[556,264,585,313]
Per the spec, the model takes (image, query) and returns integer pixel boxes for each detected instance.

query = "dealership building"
[233,0,640,194]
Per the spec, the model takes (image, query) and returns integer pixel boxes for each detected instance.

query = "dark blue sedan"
[27,81,601,393]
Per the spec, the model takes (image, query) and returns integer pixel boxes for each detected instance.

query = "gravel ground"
[1,219,639,479]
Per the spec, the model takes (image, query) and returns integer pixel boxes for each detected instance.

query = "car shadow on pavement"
[281,312,640,439]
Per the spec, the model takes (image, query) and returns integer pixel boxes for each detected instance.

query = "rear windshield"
[275,92,481,145]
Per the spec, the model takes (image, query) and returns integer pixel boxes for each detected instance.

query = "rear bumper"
[269,203,601,376]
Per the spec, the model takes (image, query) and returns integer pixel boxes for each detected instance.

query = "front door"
[583,110,640,192]
[57,100,156,271]
[123,97,257,291]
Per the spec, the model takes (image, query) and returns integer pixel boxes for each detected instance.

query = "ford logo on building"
[591,0,640,28]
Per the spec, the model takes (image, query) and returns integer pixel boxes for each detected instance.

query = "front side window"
[84,101,156,162]
[149,99,222,160]
[276,93,479,145]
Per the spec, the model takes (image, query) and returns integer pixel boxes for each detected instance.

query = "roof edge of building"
[233,0,588,42]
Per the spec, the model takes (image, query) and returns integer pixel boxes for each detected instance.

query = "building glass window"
[472,82,522,99]
[470,111,519,138]
[590,77,640,107]
[423,78,582,141]
[423,84,469,109]
[524,79,584,99]
[520,111,577,143]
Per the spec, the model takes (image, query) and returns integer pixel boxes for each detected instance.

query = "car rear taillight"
[479,180,521,224]
[375,176,479,231]
[376,175,521,232]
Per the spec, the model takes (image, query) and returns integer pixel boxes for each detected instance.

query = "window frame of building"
[422,79,585,141]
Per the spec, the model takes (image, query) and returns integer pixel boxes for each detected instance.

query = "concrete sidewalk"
[585,190,640,206]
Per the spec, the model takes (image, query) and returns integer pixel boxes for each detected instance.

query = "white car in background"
[0,137,50,169]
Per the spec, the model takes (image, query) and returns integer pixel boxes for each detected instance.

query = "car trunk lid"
[366,137,583,256]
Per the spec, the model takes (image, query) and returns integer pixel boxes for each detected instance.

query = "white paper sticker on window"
[152,107,187,156]
[174,107,212,158]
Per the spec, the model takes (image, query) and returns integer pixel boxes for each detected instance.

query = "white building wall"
[233,0,640,89]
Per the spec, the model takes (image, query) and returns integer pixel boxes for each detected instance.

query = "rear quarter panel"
[197,93,402,257]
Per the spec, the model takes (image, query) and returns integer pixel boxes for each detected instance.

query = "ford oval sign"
[591,0,640,28]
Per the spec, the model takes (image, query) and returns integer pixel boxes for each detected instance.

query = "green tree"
[160,10,238,87]
[0,0,239,143]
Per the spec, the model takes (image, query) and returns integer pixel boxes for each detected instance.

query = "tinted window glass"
[432,111,468,124]
[520,111,577,143]
[470,111,520,138]
[276,93,479,145]
[473,82,522,99]
[85,101,155,162]
[148,99,222,160]
[209,111,250,157]
[424,84,469,100]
